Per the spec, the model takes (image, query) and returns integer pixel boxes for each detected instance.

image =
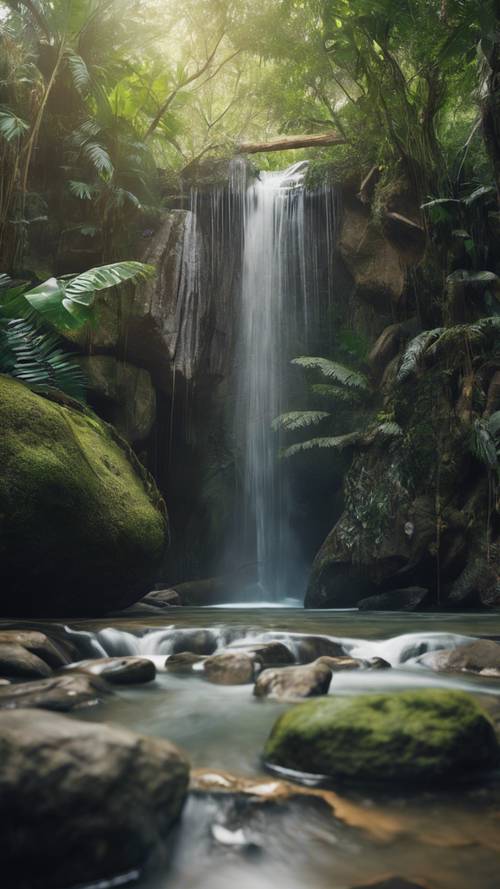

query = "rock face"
[0,376,168,616]
[79,356,156,443]
[254,662,332,700]
[264,690,499,782]
[0,709,189,889]
[338,197,406,309]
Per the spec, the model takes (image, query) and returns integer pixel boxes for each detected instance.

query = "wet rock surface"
[0,673,110,711]
[204,651,258,685]
[0,630,70,668]
[420,640,500,675]
[316,655,363,671]
[65,656,156,685]
[254,662,332,700]
[264,689,500,782]
[0,709,189,889]
[229,640,295,667]
[166,652,207,672]
[0,642,53,679]
[358,587,430,611]
[350,879,429,889]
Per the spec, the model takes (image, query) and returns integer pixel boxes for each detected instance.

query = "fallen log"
[237,132,346,154]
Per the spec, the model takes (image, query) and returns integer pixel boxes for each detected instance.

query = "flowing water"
[56,608,500,889]
[235,164,338,600]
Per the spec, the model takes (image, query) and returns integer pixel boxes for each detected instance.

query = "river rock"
[367,657,392,670]
[204,651,257,685]
[358,587,430,611]
[0,375,168,616]
[316,656,362,671]
[254,662,332,700]
[419,640,500,675]
[0,709,189,889]
[0,643,53,679]
[171,629,218,655]
[0,630,70,668]
[264,690,500,782]
[143,588,182,607]
[66,656,156,685]
[0,673,110,711]
[289,635,345,662]
[232,641,295,667]
[166,652,207,672]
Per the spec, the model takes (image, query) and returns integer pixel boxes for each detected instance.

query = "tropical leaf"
[64,261,154,302]
[69,180,95,200]
[281,431,363,459]
[375,421,403,439]
[447,269,500,291]
[66,52,91,95]
[82,141,114,179]
[272,410,330,432]
[291,356,370,391]
[0,109,30,141]
[487,411,500,440]
[464,186,496,207]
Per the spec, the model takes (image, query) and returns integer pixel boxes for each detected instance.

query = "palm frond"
[291,356,370,391]
[82,141,114,179]
[487,411,500,440]
[64,261,154,304]
[272,411,330,432]
[69,180,95,200]
[66,52,91,95]
[0,108,30,141]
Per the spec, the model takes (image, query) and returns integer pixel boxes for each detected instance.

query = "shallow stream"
[61,608,500,889]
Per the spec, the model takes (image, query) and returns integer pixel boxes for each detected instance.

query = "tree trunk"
[237,132,345,154]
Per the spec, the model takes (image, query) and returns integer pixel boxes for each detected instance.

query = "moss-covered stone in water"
[264,690,499,782]
[0,376,168,616]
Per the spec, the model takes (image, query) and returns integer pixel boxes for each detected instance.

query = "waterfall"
[235,162,317,600]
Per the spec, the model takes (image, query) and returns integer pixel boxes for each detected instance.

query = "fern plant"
[272,356,392,458]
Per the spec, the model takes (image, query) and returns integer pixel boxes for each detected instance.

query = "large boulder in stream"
[264,690,500,782]
[0,376,168,616]
[0,709,189,889]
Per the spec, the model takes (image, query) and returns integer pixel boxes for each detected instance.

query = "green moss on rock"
[0,376,168,616]
[264,689,499,782]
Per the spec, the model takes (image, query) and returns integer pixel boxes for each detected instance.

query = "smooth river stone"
[166,652,207,672]
[229,641,295,667]
[419,639,500,675]
[0,630,70,668]
[65,656,156,685]
[0,709,189,889]
[204,651,258,685]
[254,662,332,700]
[0,642,53,680]
[0,673,110,711]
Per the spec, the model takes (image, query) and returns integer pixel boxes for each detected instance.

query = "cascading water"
[235,162,335,600]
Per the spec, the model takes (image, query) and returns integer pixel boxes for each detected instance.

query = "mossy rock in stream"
[264,690,500,783]
[0,376,168,616]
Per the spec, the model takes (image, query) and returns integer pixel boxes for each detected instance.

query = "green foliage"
[0,317,86,400]
[291,356,370,391]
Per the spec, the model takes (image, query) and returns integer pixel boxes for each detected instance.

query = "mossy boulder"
[0,376,168,616]
[264,690,499,782]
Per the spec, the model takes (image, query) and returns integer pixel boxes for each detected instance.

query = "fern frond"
[487,411,500,440]
[281,431,362,458]
[397,329,443,382]
[272,411,330,432]
[66,52,91,95]
[292,356,370,391]
[0,108,30,142]
[0,318,86,401]
[311,383,359,402]
[470,419,498,470]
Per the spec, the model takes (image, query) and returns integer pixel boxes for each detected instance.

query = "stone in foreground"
[420,640,500,675]
[0,673,110,711]
[0,710,189,889]
[350,878,428,889]
[264,690,499,782]
[254,662,332,700]
[204,650,257,685]
[0,642,53,679]
[66,656,156,685]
